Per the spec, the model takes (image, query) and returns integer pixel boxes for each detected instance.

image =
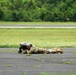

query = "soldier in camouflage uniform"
[26,47,63,54]
[18,42,63,54]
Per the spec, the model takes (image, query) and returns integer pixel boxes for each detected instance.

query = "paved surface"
[0,24,76,28]
[0,48,76,75]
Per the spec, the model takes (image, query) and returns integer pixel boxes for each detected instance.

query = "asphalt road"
[0,24,76,28]
[0,48,76,75]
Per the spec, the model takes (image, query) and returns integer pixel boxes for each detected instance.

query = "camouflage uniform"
[26,47,50,54]
[18,42,63,54]
[18,42,33,53]
[26,47,63,54]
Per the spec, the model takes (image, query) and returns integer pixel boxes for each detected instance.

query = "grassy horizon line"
[0,22,76,25]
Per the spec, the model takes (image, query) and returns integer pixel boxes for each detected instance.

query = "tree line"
[0,0,76,22]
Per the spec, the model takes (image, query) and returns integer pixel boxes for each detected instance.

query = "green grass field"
[0,22,76,25]
[0,28,76,48]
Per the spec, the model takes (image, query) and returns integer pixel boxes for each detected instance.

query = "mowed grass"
[0,28,76,48]
[0,22,76,25]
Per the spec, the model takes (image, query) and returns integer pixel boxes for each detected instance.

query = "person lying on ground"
[22,47,63,54]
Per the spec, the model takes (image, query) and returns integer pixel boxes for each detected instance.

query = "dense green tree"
[0,8,3,20]
[2,9,13,21]
[0,0,76,22]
